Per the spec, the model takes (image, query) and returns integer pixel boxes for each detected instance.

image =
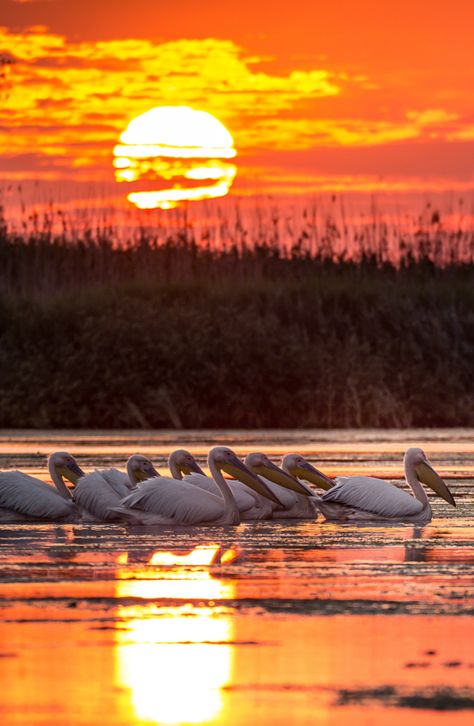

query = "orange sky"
[1,0,474,201]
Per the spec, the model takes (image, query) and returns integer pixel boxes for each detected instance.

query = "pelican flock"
[0,446,456,526]
[169,449,313,519]
[111,447,284,525]
[168,448,274,520]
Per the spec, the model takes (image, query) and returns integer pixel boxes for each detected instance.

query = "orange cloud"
[0,24,473,195]
[0,27,348,178]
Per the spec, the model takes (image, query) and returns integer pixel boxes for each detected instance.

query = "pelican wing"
[256,476,299,509]
[120,476,226,525]
[98,468,133,497]
[256,476,317,517]
[0,471,76,519]
[322,476,424,518]
[73,472,125,521]
[0,506,33,522]
[183,473,218,493]
[184,473,257,513]
[229,481,260,511]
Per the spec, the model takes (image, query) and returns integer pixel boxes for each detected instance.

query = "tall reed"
[1,205,473,428]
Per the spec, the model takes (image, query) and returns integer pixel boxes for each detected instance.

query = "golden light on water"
[114,546,235,724]
[113,106,237,210]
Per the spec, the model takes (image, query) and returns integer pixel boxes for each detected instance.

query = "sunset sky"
[1,0,474,206]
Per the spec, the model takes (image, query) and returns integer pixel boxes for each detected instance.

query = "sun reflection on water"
[114,546,235,725]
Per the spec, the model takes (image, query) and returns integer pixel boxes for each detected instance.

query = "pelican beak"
[135,465,159,482]
[62,461,85,485]
[252,461,313,496]
[223,456,284,506]
[293,461,334,491]
[183,461,206,476]
[415,462,456,507]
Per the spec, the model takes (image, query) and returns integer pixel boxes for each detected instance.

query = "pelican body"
[294,448,455,524]
[112,447,282,526]
[72,455,158,522]
[0,452,83,522]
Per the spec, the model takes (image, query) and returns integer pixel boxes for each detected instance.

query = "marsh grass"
[1,203,474,428]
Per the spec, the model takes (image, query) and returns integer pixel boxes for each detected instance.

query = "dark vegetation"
[337,686,474,710]
[1,204,474,428]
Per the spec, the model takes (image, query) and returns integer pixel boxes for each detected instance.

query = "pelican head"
[127,455,160,484]
[406,448,456,506]
[244,452,312,496]
[209,447,283,506]
[168,449,206,476]
[282,454,334,491]
[48,451,85,485]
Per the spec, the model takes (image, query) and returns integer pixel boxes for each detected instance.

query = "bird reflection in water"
[114,545,237,725]
[404,526,429,562]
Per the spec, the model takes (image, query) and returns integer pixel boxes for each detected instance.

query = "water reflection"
[114,546,235,725]
[0,430,473,726]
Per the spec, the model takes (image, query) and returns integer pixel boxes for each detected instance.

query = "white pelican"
[168,449,272,519]
[72,455,159,522]
[290,448,455,524]
[0,451,83,522]
[281,454,335,493]
[112,446,282,526]
[240,452,326,519]
[168,449,206,479]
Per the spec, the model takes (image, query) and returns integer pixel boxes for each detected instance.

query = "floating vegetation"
[337,686,474,710]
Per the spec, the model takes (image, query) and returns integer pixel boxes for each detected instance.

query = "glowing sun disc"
[113,106,237,210]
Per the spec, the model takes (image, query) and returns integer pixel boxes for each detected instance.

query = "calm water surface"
[0,429,473,725]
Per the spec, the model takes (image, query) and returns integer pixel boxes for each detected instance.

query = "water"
[0,429,473,725]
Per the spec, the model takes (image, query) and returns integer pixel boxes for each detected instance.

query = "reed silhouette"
[1,204,473,428]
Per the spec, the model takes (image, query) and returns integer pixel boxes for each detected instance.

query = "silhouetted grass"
[1,206,474,428]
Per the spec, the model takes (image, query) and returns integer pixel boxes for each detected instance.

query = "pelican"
[169,449,273,519]
[168,449,206,480]
[169,449,318,520]
[281,453,335,494]
[243,452,321,519]
[0,452,83,522]
[112,446,283,526]
[72,455,159,522]
[280,453,334,517]
[289,448,455,524]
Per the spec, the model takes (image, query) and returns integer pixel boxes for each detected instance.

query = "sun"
[113,106,237,210]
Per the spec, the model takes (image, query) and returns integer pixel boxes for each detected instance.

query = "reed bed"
[1,203,474,428]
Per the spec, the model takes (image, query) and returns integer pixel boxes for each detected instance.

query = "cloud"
[0,27,349,179]
[406,109,459,126]
[0,26,472,189]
